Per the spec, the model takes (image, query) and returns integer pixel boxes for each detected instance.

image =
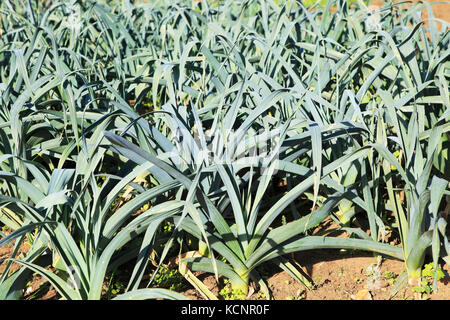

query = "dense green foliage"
[0,0,448,300]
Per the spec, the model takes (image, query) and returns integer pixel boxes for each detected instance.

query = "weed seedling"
[152,266,186,292]
[353,277,364,284]
[412,263,445,295]
[384,270,396,285]
[219,280,246,300]
[257,290,266,299]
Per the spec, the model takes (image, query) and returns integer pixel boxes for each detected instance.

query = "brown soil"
[369,0,450,28]
[0,231,58,300]
[181,251,450,301]
[180,218,450,301]
[2,215,449,300]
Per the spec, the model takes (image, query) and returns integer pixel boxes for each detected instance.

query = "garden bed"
[181,250,450,300]
[2,217,449,300]
[0,0,449,302]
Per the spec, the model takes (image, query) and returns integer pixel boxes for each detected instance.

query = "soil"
[180,217,450,301]
[180,251,450,301]
[0,232,58,300]
[370,0,450,29]
[2,214,449,300]
[3,233,447,302]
